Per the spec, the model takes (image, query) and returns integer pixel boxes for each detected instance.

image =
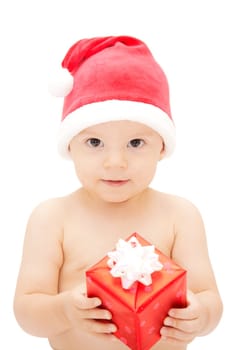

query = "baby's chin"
[98,191,145,206]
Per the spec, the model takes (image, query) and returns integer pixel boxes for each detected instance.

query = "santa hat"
[50,35,175,158]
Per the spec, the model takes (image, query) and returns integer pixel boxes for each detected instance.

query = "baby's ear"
[159,142,165,160]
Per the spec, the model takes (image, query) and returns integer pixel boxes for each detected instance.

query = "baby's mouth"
[101,179,129,186]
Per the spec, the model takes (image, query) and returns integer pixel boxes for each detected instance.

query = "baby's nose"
[103,150,128,168]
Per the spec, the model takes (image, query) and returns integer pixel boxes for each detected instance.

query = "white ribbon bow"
[107,236,163,289]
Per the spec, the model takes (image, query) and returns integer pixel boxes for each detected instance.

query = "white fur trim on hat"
[57,100,176,159]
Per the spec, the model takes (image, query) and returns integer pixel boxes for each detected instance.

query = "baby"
[14,35,223,350]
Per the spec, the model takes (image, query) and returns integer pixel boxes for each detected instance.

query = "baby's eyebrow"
[78,131,102,140]
[128,133,155,140]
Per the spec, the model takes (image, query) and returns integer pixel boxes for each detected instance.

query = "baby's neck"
[78,187,154,214]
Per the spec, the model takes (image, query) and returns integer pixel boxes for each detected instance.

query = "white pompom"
[48,68,74,97]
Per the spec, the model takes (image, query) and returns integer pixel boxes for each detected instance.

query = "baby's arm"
[161,197,223,345]
[14,199,116,339]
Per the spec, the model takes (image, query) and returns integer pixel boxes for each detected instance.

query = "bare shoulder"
[25,191,81,245]
[153,190,202,218]
[163,193,205,232]
[153,190,206,251]
[28,192,77,224]
[28,198,62,222]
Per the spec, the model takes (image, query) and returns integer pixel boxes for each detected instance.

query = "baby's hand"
[160,290,206,345]
[63,286,117,338]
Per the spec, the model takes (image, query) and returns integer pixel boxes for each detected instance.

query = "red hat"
[51,36,175,158]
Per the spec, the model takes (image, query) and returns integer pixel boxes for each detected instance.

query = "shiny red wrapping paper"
[86,233,187,350]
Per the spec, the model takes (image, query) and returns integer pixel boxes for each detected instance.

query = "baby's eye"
[128,138,145,148]
[86,138,104,148]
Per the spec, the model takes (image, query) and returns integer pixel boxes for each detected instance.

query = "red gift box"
[86,233,187,350]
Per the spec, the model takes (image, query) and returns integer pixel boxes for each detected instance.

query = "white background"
[0,1,231,348]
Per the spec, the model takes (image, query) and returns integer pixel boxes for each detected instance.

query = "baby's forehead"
[78,120,157,135]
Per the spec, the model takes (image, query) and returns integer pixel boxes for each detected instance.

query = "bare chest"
[58,209,175,292]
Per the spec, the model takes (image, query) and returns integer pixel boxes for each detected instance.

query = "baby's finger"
[164,316,199,333]
[88,332,117,343]
[160,326,194,343]
[82,308,112,321]
[74,293,102,310]
[83,319,117,334]
[168,304,198,320]
[168,289,200,320]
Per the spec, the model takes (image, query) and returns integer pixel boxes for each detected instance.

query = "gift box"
[86,233,187,350]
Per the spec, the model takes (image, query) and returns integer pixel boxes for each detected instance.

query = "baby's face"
[69,120,164,203]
